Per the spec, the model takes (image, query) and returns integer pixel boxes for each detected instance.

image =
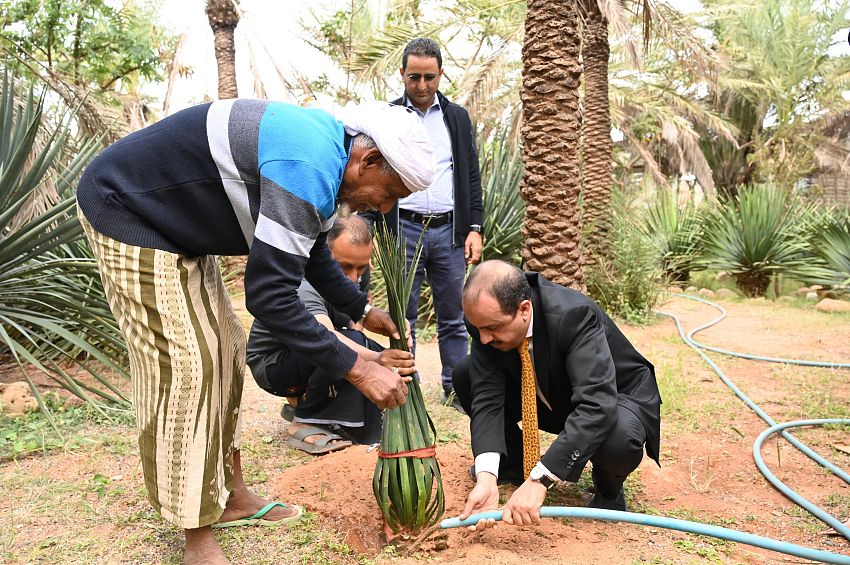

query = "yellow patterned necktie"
[519,337,540,479]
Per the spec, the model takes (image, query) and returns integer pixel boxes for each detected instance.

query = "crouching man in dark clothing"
[454,260,661,530]
[247,214,414,453]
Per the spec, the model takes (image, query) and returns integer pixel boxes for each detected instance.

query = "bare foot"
[287,422,348,447]
[218,485,299,524]
[184,527,230,565]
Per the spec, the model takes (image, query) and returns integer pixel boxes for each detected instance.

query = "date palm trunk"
[206,0,240,99]
[521,0,585,289]
[580,0,613,268]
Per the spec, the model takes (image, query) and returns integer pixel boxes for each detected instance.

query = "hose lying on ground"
[441,507,850,564]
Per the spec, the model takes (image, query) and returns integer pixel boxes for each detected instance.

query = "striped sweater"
[77,99,367,376]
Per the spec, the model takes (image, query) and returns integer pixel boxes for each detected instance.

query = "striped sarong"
[79,206,245,529]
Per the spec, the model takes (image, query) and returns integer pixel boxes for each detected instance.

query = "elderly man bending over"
[76,100,433,564]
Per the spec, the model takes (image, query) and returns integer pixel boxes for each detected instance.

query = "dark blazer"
[467,273,661,482]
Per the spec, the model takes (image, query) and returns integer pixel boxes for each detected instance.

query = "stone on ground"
[0,382,38,415]
[716,288,738,299]
[815,298,850,313]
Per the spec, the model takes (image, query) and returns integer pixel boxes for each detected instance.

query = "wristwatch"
[529,463,557,489]
[469,224,482,234]
[361,303,373,321]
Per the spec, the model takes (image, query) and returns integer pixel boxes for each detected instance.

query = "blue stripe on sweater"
[257,103,346,220]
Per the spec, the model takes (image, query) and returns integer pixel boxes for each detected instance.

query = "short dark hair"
[402,37,442,69]
[328,213,373,247]
[463,260,531,316]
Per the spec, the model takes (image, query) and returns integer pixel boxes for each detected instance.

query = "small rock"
[817,289,841,299]
[0,382,38,415]
[806,292,819,301]
[810,284,824,291]
[815,298,850,313]
[697,288,716,298]
[685,286,698,293]
[667,286,683,294]
[794,286,810,297]
[716,288,738,299]
[716,272,732,283]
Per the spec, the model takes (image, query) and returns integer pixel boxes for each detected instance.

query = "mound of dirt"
[271,444,664,563]
[271,443,472,554]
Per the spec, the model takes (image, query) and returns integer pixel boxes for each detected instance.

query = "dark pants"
[402,219,469,390]
[249,329,382,444]
[453,356,646,497]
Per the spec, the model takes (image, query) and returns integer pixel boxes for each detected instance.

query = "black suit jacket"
[467,273,661,482]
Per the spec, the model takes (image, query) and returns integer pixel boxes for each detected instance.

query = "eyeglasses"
[404,73,439,84]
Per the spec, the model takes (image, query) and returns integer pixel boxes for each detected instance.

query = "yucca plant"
[481,130,524,264]
[699,184,827,297]
[0,72,131,424]
[371,222,445,539]
[642,187,704,282]
[807,207,850,290]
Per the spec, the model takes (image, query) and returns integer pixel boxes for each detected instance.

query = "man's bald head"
[463,260,530,316]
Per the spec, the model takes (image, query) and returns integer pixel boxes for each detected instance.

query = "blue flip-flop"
[212,502,303,528]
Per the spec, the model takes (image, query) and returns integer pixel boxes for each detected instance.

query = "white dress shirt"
[398,95,454,214]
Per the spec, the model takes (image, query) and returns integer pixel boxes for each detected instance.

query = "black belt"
[399,209,453,228]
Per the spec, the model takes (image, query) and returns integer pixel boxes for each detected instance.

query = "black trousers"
[453,356,646,498]
[250,329,382,444]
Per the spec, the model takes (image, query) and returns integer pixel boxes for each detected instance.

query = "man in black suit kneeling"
[454,260,661,530]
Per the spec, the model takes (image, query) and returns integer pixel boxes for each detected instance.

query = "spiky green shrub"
[481,131,524,264]
[371,223,445,538]
[585,189,665,325]
[699,184,826,297]
[0,72,130,421]
[807,207,850,291]
[642,188,704,282]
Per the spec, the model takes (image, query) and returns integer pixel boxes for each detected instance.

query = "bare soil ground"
[1,293,849,564]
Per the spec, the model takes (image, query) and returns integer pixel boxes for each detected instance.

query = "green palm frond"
[347,25,422,84]
[0,72,130,425]
[642,187,704,281]
[371,222,445,537]
[808,208,850,289]
[480,130,524,263]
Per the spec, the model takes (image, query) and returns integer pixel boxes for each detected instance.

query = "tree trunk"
[521,0,584,289]
[206,0,239,99]
[580,0,612,269]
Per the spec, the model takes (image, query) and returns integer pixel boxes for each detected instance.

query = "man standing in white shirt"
[385,38,484,412]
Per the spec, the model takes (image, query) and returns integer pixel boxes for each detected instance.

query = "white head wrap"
[309,100,435,193]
